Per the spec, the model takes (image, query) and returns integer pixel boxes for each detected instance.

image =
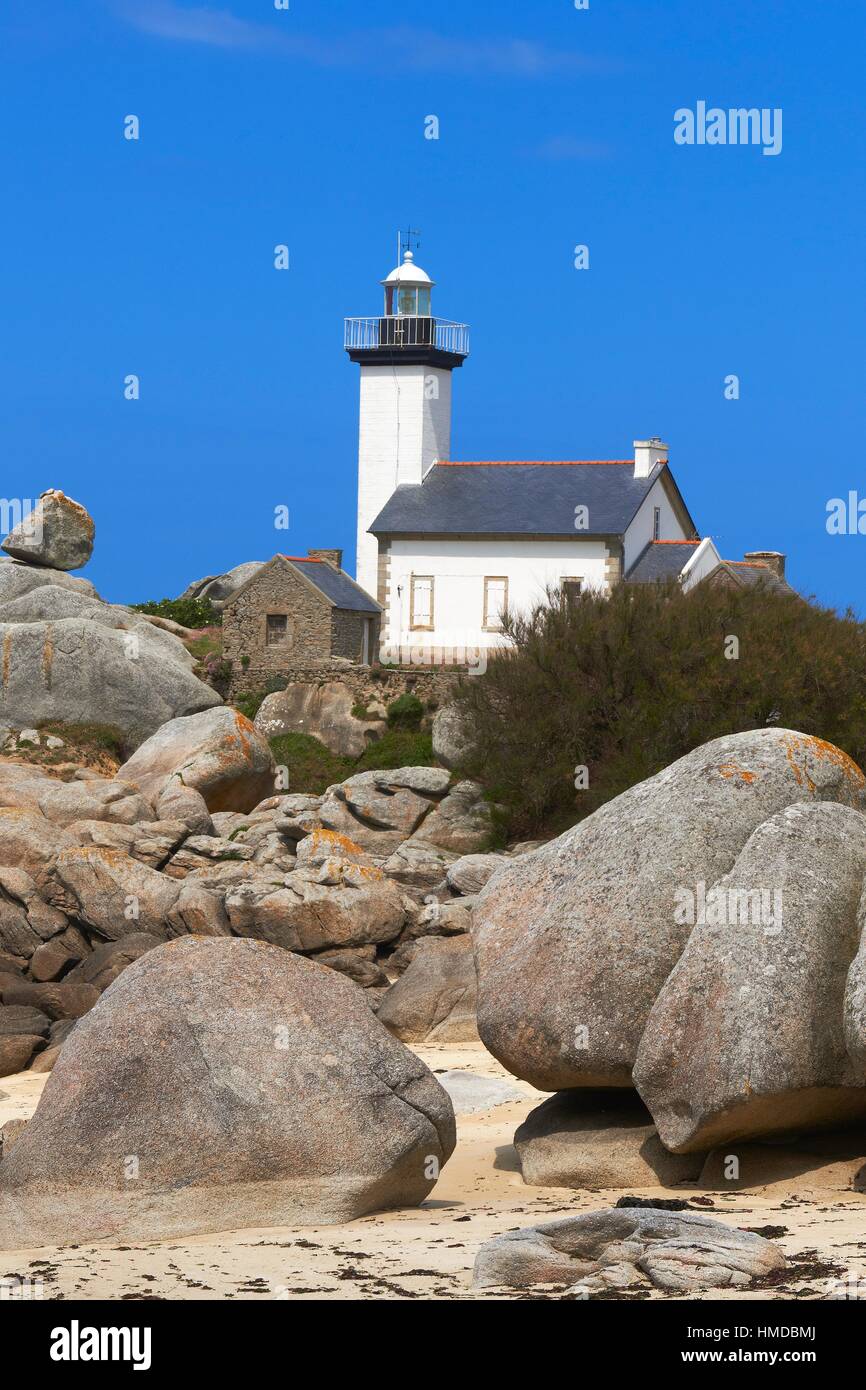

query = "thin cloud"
[110,1,614,76]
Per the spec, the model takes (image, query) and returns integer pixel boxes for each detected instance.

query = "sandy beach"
[2,1043,865,1302]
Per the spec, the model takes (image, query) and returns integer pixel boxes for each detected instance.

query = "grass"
[38,721,128,757]
[268,734,354,795]
[353,730,433,771]
[3,720,133,776]
[185,630,223,663]
[268,729,436,795]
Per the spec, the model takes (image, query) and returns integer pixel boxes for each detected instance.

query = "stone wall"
[330,609,380,662]
[228,660,463,707]
[223,560,331,670]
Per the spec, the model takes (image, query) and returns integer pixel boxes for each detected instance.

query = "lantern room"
[381,250,433,317]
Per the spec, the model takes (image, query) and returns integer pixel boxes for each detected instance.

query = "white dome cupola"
[382,250,434,317]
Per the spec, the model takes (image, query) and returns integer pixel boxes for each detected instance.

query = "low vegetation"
[268,729,435,796]
[131,596,222,629]
[233,679,286,722]
[385,692,424,730]
[450,578,866,840]
[5,721,129,777]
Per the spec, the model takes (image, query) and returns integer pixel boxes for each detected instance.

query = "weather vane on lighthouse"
[397,227,422,263]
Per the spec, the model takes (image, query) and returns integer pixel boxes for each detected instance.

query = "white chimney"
[633,437,669,479]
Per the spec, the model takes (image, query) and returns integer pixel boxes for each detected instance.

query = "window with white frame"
[410,575,434,630]
[483,576,508,630]
[653,506,661,540]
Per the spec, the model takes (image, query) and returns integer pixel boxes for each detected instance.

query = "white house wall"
[383,537,612,659]
[681,537,723,590]
[355,364,452,600]
[623,476,690,572]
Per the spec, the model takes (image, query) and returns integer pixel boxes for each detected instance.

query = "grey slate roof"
[714,562,795,595]
[369,462,668,537]
[288,559,381,613]
[625,541,701,583]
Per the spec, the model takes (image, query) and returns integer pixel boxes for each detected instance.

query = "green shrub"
[131,596,222,629]
[233,678,285,722]
[185,632,222,663]
[267,728,435,796]
[386,692,424,730]
[450,578,866,840]
[268,733,354,796]
[353,729,434,772]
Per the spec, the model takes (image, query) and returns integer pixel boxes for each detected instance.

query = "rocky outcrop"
[221,864,405,954]
[118,707,276,813]
[0,492,220,743]
[0,585,195,670]
[514,1091,704,1189]
[431,704,475,771]
[410,781,494,854]
[45,846,185,940]
[0,561,99,603]
[256,682,386,758]
[0,763,152,826]
[472,1208,786,1293]
[634,802,866,1152]
[0,618,221,745]
[1,491,94,570]
[377,935,478,1044]
[318,767,451,854]
[445,853,503,896]
[0,937,456,1245]
[472,729,866,1091]
[179,561,266,610]
[380,840,458,896]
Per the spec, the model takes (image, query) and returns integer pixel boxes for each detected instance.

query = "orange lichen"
[309,827,366,857]
[780,732,865,793]
[232,711,257,755]
[716,762,757,785]
[2,632,11,690]
[42,628,54,688]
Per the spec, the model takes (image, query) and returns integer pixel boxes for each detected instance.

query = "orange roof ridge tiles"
[651,539,701,546]
[439,467,636,472]
[279,554,323,562]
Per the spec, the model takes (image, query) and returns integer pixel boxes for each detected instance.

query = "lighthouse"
[345,244,469,601]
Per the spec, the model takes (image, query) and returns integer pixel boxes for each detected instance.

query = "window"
[266,614,289,646]
[562,578,583,605]
[483,576,508,630]
[398,285,417,315]
[653,506,661,540]
[410,575,434,630]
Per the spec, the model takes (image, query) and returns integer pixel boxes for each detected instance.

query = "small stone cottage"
[222,551,382,682]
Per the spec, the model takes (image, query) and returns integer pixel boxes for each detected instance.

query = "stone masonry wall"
[228,660,462,707]
[330,609,380,662]
[223,562,331,671]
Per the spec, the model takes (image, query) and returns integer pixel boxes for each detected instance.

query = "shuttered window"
[410,575,434,630]
[483,577,508,630]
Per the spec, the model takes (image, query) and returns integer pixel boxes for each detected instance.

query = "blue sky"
[2,0,865,608]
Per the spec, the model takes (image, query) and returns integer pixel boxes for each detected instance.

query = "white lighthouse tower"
[345,243,470,600]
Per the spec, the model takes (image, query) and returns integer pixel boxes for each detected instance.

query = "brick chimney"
[744,550,785,579]
[633,438,669,479]
[307,548,343,571]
